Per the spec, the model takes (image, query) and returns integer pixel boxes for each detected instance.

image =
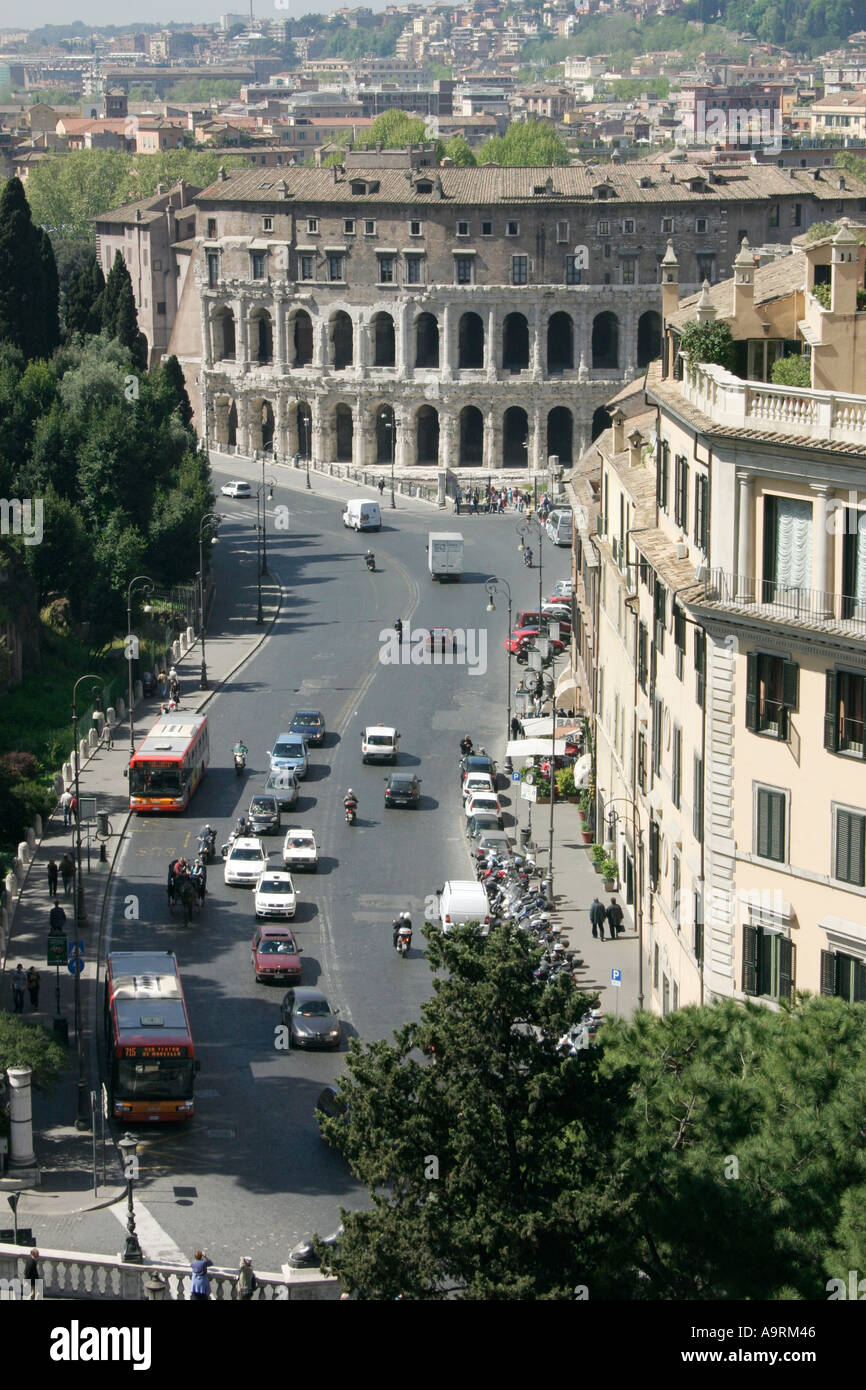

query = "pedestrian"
[507,487,513,506]
[22,1250,40,1300]
[27,966,40,1010]
[157,668,167,698]
[533,695,543,716]
[378,477,385,496]
[453,495,460,514]
[236,1256,257,1301]
[606,898,625,941]
[49,898,67,933]
[589,897,606,940]
[471,493,478,514]
[60,853,75,895]
[189,1249,213,1301]
[169,676,180,701]
[60,790,73,827]
[510,715,521,740]
[70,794,78,824]
[11,964,26,1013]
[47,858,59,896]
[394,617,403,643]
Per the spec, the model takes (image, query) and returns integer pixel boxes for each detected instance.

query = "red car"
[251,925,302,985]
[505,627,568,657]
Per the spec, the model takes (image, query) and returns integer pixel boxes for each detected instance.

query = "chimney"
[733,235,755,319]
[695,279,716,324]
[610,407,626,454]
[627,428,643,468]
[831,222,859,315]
[660,237,679,325]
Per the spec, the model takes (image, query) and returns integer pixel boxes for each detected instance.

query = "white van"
[343,499,381,532]
[437,880,491,935]
[361,724,399,764]
[546,508,573,547]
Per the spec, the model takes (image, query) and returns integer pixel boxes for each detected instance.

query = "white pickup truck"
[428,532,464,582]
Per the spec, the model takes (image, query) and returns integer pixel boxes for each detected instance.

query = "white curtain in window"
[774,498,812,590]
[854,511,866,613]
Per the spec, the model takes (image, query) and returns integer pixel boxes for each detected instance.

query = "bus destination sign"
[123,1045,185,1058]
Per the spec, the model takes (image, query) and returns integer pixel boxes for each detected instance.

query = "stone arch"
[416,405,439,466]
[249,307,272,365]
[334,402,353,462]
[591,406,610,442]
[546,406,573,465]
[503,406,529,467]
[637,309,662,369]
[547,311,573,373]
[330,310,353,370]
[458,312,484,369]
[458,405,483,465]
[212,306,236,361]
[415,312,439,369]
[375,403,395,464]
[227,400,238,447]
[371,312,396,367]
[502,312,529,372]
[592,311,619,370]
[290,309,313,368]
[296,401,312,458]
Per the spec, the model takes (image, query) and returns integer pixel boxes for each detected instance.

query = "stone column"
[531,308,542,381]
[273,292,285,371]
[531,405,543,473]
[400,300,412,375]
[441,303,452,380]
[312,401,324,465]
[352,398,365,468]
[623,300,636,377]
[736,471,755,601]
[214,397,230,447]
[248,399,264,454]
[274,394,288,458]
[7,1067,38,1183]
[440,411,454,472]
[315,318,327,372]
[486,305,497,382]
[357,313,369,374]
[485,406,498,471]
[202,304,213,369]
[236,298,248,367]
[811,483,832,614]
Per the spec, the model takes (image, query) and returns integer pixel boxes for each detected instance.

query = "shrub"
[0,751,38,783]
[555,765,576,798]
[602,856,619,881]
[770,354,811,388]
[591,843,606,866]
[812,281,831,310]
[679,320,737,373]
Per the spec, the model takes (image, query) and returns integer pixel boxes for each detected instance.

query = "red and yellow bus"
[128,712,209,812]
[104,951,198,1122]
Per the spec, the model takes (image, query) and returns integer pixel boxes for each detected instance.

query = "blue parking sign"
[611,968,622,988]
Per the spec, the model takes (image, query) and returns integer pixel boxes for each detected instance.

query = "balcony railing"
[680,358,866,446]
[698,568,866,638]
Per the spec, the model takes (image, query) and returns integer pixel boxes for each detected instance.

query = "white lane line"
[109,1199,188,1264]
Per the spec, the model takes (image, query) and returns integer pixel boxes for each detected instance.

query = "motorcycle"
[345,800,358,825]
[233,745,247,776]
[365,553,375,572]
[197,827,217,863]
[523,548,533,568]
[396,930,411,958]
[221,818,249,859]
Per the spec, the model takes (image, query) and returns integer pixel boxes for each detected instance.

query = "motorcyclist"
[524,546,533,567]
[234,815,248,838]
[460,735,473,756]
[199,824,215,855]
[365,550,375,571]
[167,860,177,902]
[393,911,412,950]
[344,789,358,819]
[394,617,403,642]
[191,857,207,901]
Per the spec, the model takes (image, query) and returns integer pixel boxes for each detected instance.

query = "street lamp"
[516,516,545,620]
[380,408,396,510]
[198,512,221,690]
[126,576,154,764]
[72,672,103,1129]
[254,480,275,624]
[600,795,646,1011]
[514,687,532,843]
[118,1133,143,1263]
[303,413,312,490]
[486,576,513,774]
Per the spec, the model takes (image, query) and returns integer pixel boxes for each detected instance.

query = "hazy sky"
[2,0,407,33]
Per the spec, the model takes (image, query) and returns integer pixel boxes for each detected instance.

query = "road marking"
[109,1199,187,1264]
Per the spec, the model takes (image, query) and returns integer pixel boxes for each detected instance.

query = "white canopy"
[506,738,571,761]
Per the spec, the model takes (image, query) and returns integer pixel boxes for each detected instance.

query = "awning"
[505,737,572,762]
[555,667,579,706]
[571,753,592,788]
[519,715,579,738]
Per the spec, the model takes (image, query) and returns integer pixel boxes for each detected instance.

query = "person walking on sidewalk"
[49,899,67,933]
[11,964,26,1013]
[47,858,59,896]
[606,899,624,941]
[378,477,385,496]
[589,897,606,940]
[60,790,73,827]
[60,853,75,896]
[27,967,40,1010]
[189,1250,213,1301]
[23,1250,40,1300]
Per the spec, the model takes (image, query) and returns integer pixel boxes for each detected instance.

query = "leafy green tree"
[806,220,839,243]
[442,136,476,167]
[25,149,131,242]
[679,320,738,373]
[65,253,106,338]
[0,1013,67,1098]
[360,109,437,153]
[771,354,811,387]
[478,119,570,167]
[22,485,90,607]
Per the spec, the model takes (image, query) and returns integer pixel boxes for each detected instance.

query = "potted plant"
[577,788,593,843]
[556,765,577,801]
[591,843,606,873]
[602,856,619,891]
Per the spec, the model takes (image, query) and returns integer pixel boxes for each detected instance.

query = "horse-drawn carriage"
[167,858,205,926]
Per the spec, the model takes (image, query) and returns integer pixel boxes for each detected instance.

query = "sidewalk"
[0,555,281,1216]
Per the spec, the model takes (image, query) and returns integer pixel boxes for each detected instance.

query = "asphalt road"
[102,463,571,1264]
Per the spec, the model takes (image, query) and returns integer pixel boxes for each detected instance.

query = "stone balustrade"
[681,357,866,445]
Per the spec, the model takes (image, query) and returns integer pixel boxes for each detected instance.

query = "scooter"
[345,800,358,825]
[365,552,375,572]
[523,548,533,568]
[396,930,411,957]
[197,827,216,863]
[233,746,247,776]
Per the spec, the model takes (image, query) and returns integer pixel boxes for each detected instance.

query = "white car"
[224,837,268,886]
[282,828,319,872]
[464,792,503,824]
[551,580,573,597]
[461,772,496,803]
[221,480,252,498]
[254,870,297,920]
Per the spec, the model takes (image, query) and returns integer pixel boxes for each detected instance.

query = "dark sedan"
[289,710,326,747]
[468,813,503,841]
[280,987,341,1050]
[459,753,497,785]
[384,771,422,808]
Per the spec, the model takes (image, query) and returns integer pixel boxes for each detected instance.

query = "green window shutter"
[855,960,866,1004]
[745,652,758,732]
[778,936,795,1002]
[820,950,837,997]
[757,788,785,862]
[824,670,838,752]
[781,660,799,712]
[742,924,759,996]
[836,809,866,886]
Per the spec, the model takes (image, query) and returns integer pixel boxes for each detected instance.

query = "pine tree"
[0,177,46,359]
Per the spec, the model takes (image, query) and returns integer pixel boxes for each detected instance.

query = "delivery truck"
[428,532,464,582]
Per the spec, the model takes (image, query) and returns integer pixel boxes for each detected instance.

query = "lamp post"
[259,451,271,576]
[303,413,311,490]
[516,515,544,619]
[72,672,103,1129]
[486,576,513,774]
[514,687,532,843]
[126,576,153,764]
[600,794,646,1011]
[198,512,221,690]
[254,480,275,624]
[380,408,396,509]
[118,1133,143,1263]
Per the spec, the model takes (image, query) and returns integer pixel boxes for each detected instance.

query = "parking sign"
[611,968,622,988]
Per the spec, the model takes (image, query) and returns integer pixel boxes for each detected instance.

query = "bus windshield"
[130,762,182,797]
[114,1056,194,1100]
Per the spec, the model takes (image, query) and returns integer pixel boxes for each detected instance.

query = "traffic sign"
[611,968,622,988]
[521,782,538,803]
[47,934,68,966]
[67,942,85,975]
[512,771,521,782]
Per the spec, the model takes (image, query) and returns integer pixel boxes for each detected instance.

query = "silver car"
[264,767,300,809]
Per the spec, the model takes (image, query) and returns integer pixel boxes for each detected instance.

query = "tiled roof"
[632,527,704,589]
[666,251,806,329]
[93,182,200,227]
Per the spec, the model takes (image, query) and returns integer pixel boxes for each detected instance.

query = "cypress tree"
[103,250,148,369]
[160,354,193,429]
[35,227,60,359]
[0,177,44,359]
[66,254,105,338]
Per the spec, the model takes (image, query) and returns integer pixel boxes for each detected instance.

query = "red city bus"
[104,951,198,1122]
[128,712,209,812]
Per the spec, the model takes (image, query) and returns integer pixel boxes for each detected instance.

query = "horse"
[176,875,198,927]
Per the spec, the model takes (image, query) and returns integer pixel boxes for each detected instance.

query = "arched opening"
[372,312,395,368]
[502,312,529,373]
[547,311,573,373]
[458,312,484,369]
[376,404,395,464]
[592,311,619,370]
[415,312,439,369]
[546,406,573,465]
[459,406,483,465]
[416,406,439,465]
[292,310,313,368]
[227,401,238,447]
[334,403,353,462]
[213,307,236,361]
[591,406,610,442]
[297,402,312,458]
[330,311,353,371]
[260,401,275,451]
[503,407,529,467]
[250,309,272,365]
[637,310,662,369]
